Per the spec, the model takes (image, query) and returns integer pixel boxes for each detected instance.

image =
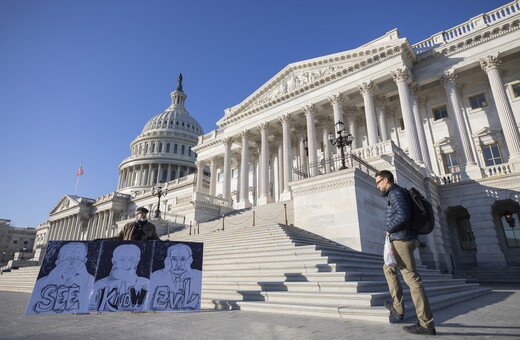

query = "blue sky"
[0,0,504,227]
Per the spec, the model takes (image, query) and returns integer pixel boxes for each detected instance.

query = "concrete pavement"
[0,284,519,339]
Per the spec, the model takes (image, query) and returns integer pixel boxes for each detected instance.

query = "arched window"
[174,144,178,153]
[166,143,170,153]
[181,145,185,154]
[145,144,149,154]
[158,143,163,153]
[151,143,156,153]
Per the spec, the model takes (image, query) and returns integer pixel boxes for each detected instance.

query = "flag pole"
[74,162,84,196]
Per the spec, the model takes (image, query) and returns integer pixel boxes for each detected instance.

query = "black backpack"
[407,187,435,235]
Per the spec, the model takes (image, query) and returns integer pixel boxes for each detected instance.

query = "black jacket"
[383,184,417,241]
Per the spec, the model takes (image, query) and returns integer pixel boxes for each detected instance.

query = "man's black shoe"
[384,300,403,320]
[403,323,436,335]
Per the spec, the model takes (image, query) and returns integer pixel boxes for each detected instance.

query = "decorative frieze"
[291,178,356,197]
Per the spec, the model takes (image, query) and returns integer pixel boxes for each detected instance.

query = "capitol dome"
[117,74,204,194]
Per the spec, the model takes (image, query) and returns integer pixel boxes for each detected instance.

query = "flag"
[76,166,84,176]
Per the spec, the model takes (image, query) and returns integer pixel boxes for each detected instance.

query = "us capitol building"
[34,1,520,278]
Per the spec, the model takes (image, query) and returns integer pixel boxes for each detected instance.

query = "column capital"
[194,160,205,168]
[374,95,387,108]
[327,93,343,105]
[357,81,375,95]
[441,69,457,85]
[258,122,269,132]
[221,137,232,145]
[303,104,317,115]
[418,95,427,108]
[279,113,291,124]
[344,106,359,116]
[239,130,253,140]
[317,116,334,128]
[410,83,420,97]
[479,54,501,73]
[391,68,411,83]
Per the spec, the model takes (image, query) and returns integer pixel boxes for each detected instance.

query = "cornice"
[291,177,355,197]
[218,42,415,128]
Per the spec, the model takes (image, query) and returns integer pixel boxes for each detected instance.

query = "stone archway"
[490,199,520,266]
[445,206,478,271]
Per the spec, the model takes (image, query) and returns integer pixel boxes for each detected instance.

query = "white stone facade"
[192,2,520,272]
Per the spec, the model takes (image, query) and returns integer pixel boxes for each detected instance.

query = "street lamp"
[21,247,27,260]
[152,185,167,219]
[1,251,5,262]
[328,121,355,170]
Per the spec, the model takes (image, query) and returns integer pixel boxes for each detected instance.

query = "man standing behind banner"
[375,170,436,336]
[111,207,160,241]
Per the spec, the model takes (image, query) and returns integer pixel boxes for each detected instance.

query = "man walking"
[375,170,436,336]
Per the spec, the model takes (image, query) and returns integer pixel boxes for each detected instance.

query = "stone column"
[411,84,433,170]
[105,211,114,238]
[195,161,204,192]
[209,156,218,196]
[358,81,378,145]
[222,137,232,201]
[258,123,272,205]
[375,96,389,142]
[391,68,424,165]
[157,164,163,183]
[442,70,480,177]
[321,118,333,174]
[345,107,358,149]
[304,105,318,177]
[280,114,293,200]
[328,93,344,125]
[298,133,307,172]
[480,55,520,169]
[277,142,283,200]
[238,131,252,208]
[176,165,181,179]
[167,165,172,181]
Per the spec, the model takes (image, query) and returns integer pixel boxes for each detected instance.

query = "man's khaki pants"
[383,238,434,329]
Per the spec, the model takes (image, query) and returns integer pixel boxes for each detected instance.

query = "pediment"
[472,127,500,137]
[218,29,413,127]
[434,136,456,147]
[49,195,80,215]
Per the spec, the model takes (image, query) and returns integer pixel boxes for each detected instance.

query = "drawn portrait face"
[112,244,140,272]
[166,244,192,277]
[55,243,88,279]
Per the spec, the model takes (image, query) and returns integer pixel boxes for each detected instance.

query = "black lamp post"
[152,185,167,219]
[21,247,27,260]
[328,121,355,170]
[1,251,5,262]
[504,210,516,228]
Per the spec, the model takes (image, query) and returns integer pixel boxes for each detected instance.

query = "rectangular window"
[482,144,503,166]
[232,168,238,178]
[468,93,487,109]
[443,152,459,173]
[432,105,448,121]
[512,82,520,98]
[217,172,223,182]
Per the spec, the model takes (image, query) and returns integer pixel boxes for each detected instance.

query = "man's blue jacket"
[383,183,418,241]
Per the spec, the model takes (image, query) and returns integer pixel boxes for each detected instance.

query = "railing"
[412,1,520,55]
[191,192,231,208]
[482,163,512,178]
[292,153,378,181]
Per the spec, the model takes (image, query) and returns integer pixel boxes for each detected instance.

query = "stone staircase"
[0,266,40,293]
[194,201,295,235]
[173,223,491,322]
[0,222,491,322]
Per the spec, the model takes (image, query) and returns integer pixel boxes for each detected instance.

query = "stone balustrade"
[191,192,231,208]
[412,1,519,55]
[482,163,512,178]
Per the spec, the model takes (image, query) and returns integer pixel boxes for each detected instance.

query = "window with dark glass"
[181,145,185,154]
[482,144,503,166]
[158,143,163,153]
[443,152,459,173]
[512,82,520,98]
[432,105,448,120]
[468,93,487,109]
[166,143,170,153]
[151,143,156,153]
[501,213,520,247]
[174,144,178,153]
[456,217,476,250]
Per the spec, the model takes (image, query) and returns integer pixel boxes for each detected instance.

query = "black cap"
[136,207,149,214]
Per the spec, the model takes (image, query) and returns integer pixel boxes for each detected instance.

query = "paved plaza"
[0,284,518,339]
